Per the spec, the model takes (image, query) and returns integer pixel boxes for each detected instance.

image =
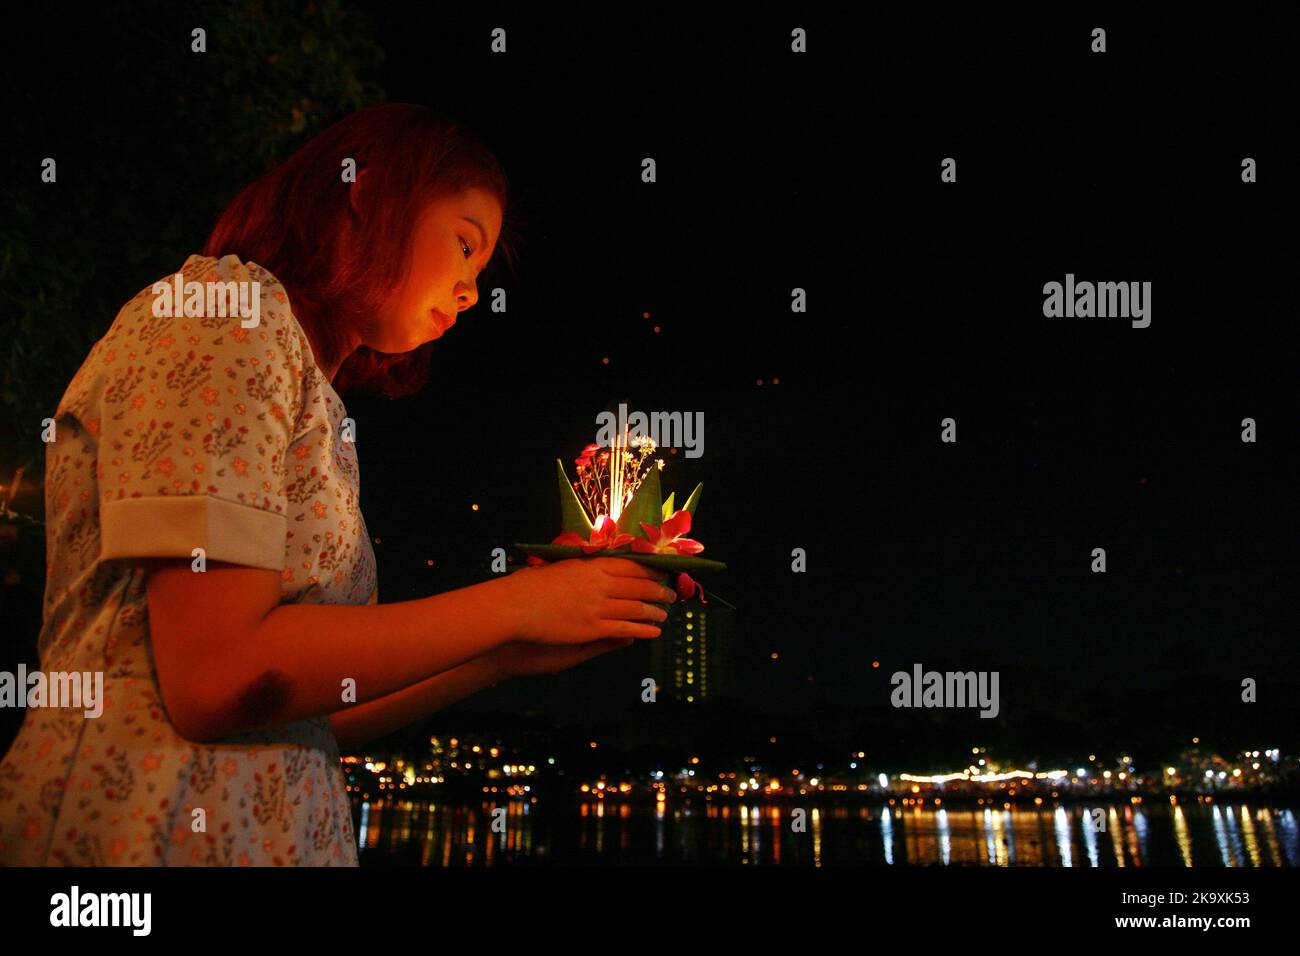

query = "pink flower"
[631,510,704,555]
[552,514,635,554]
[675,572,708,604]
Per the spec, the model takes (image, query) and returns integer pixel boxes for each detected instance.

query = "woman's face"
[369,186,503,353]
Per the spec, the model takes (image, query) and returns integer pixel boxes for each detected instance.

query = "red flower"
[552,514,635,554]
[675,572,708,604]
[631,510,704,555]
[582,443,599,455]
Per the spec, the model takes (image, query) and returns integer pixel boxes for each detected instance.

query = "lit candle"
[609,427,626,523]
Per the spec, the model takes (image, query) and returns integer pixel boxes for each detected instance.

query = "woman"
[0,103,675,866]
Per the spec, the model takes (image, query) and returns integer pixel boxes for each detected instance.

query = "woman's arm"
[147,561,523,742]
[327,654,505,751]
[327,633,647,750]
[147,556,671,743]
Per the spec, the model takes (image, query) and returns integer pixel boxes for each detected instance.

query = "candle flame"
[610,430,626,523]
[573,425,658,527]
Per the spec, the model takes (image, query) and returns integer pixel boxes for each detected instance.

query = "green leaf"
[513,543,727,573]
[616,465,662,538]
[556,459,593,536]
[660,491,676,521]
[682,482,703,517]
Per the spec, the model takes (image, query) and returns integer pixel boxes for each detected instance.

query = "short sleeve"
[92,254,310,572]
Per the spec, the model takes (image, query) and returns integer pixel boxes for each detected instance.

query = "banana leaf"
[557,458,594,536]
[615,465,662,538]
[513,543,726,574]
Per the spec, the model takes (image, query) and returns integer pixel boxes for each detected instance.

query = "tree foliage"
[1,0,386,484]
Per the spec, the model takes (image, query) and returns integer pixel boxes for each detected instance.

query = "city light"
[340,730,1290,814]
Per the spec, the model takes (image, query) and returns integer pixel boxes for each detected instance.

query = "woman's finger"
[600,598,669,623]
[597,557,668,581]
[596,619,663,640]
[606,578,678,603]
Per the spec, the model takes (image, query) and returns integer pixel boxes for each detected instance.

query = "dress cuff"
[101,495,287,571]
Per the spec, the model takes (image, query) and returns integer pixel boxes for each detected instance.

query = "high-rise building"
[650,601,731,702]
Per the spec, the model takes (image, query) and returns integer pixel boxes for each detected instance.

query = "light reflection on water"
[352,798,1300,867]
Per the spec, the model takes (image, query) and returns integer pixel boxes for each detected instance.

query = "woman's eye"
[459,237,473,259]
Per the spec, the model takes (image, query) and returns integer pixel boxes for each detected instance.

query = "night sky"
[7,9,1298,740]
[344,12,1299,731]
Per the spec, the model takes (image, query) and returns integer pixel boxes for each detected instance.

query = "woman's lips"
[430,310,453,333]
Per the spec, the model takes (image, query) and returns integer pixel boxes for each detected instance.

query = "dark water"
[352,797,1300,866]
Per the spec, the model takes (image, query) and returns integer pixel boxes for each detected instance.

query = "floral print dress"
[0,254,377,865]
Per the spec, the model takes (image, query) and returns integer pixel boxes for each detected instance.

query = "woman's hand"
[502,556,676,645]
[486,637,636,680]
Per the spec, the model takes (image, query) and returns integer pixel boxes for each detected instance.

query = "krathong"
[513,427,726,599]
